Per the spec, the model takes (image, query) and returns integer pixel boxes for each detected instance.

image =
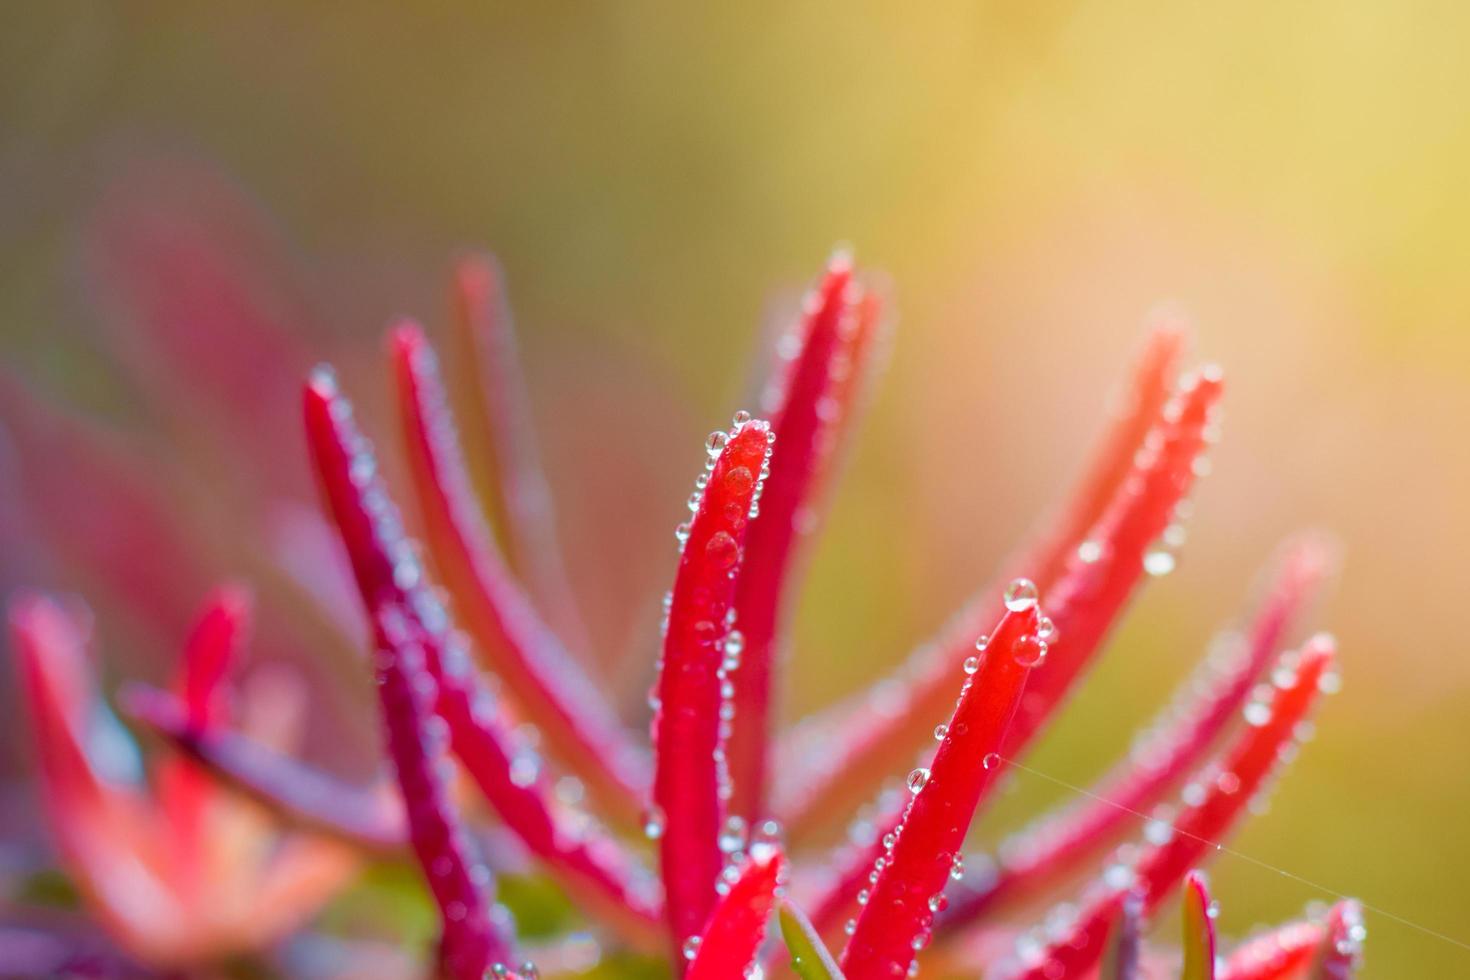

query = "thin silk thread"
[991,754,1470,956]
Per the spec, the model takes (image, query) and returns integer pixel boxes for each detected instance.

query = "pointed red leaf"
[1182,872,1218,980]
[1310,900,1366,979]
[997,635,1336,979]
[1218,900,1364,980]
[374,606,511,980]
[943,535,1329,924]
[157,586,253,885]
[837,602,1043,980]
[1001,369,1223,756]
[176,584,251,730]
[652,415,773,957]
[391,323,648,825]
[777,326,1190,841]
[306,368,663,946]
[686,845,785,979]
[1218,918,1322,980]
[727,254,888,822]
[450,254,591,654]
[8,595,112,818]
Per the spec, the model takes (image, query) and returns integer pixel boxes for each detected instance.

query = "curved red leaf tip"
[998,634,1336,980]
[651,415,774,956]
[942,534,1330,925]
[307,365,661,944]
[1002,367,1225,757]
[1311,901,1366,979]
[1181,871,1218,980]
[776,329,1199,842]
[1214,900,1363,980]
[1099,889,1145,980]
[1217,918,1323,980]
[685,845,786,979]
[728,251,878,822]
[837,600,1044,980]
[375,607,510,980]
[304,371,511,976]
[177,584,252,731]
[390,323,649,825]
[449,253,591,656]
[8,595,109,809]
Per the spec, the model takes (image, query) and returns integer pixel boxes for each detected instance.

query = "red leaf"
[1216,900,1364,980]
[305,370,510,978]
[942,535,1330,923]
[1218,918,1322,980]
[306,367,662,948]
[726,253,887,822]
[1002,366,1224,756]
[375,606,511,980]
[1099,890,1145,980]
[157,586,253,886]
[837,601,1043,980]
[449,254,592,655]
[391,323,649,826]
[1310,901,1366,979]
[686,845,785,979]
[997,635,1337,979]
[651,415,773,957]
[176,584,252,731]
[776,326,1190,842]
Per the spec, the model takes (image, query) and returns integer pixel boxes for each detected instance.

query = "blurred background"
[2,3,1468,976]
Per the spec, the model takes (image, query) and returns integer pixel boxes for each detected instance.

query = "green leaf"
[1181,871,1217,980]
[778,900,845,980]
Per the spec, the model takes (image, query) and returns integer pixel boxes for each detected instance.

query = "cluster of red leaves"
[5,230,1364,979]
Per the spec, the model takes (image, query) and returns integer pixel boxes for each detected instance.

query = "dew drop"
[983,753,1000,770]
[933,723,949,741]
[725,465,755,495]
[1143,546,1176,577]
[963,655,981,675]
[907,768,931,794]
[1004,578,1038,612]
[1013,635,1048,668]
[732,410,752,426]
[683,936,702,961]
[718,816,749,854]
[643,805,667,840]
[706,530,741,569]
[706,431,729,456]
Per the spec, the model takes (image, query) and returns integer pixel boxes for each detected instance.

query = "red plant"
[2,193,1365,978]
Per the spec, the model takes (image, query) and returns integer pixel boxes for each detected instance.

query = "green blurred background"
[3,3,1469,976]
